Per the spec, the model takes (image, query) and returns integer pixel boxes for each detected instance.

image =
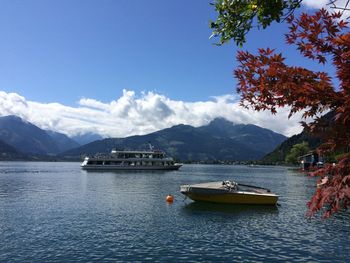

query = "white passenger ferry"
[81,148,182,171]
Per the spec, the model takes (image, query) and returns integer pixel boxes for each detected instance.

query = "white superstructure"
[81,149,182,171]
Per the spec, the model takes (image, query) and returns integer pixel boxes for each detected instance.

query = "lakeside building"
[299,151,324,170]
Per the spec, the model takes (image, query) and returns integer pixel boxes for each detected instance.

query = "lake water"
[0,162,349,262]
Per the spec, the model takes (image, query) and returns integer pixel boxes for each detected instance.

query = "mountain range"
[260,112,336,164]
[62,118,287,161]
[0,115,80,156]
[0,139,23,160]
[0,115,287,161]
[71,133,103,145]
[261,130,322,164]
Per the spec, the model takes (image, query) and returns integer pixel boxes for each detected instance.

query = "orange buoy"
[166,194,174,203]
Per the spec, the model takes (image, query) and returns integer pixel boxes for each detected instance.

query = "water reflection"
[81,169,171,175]
[1,162,350,263]
[182,201,279,215]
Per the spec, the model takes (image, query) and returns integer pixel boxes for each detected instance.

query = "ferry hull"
[81,164,182,171]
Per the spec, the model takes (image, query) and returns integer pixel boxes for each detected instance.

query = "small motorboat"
[180,180,278,205]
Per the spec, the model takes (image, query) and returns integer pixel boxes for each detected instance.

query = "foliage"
[285,141,309,164]
[210,0,302,46]
[234,9,350,217]
[261,128,321,164]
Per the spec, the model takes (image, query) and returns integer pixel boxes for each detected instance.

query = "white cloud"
[0,90,307,138]
[303,0,329,9]
[303,0,350,17]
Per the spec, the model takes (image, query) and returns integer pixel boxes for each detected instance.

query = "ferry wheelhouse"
[81,149,182,171]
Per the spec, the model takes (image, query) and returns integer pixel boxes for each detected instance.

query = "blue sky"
[1,0,236,104]
[0,0,341,137]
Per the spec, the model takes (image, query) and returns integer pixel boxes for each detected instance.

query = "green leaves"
[285,141,309,164]
[210,0,302,46]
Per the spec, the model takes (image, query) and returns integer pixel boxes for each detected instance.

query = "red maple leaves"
[235,9,350,217]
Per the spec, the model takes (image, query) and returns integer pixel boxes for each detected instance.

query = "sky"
[0,0,345,138]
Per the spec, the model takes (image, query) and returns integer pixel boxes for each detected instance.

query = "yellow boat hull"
[184,191,278,205]
[180,181,278,205]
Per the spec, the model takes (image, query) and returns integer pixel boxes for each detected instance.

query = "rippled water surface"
[0,162,349,262]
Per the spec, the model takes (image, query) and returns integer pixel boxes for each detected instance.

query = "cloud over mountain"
[0,90,306,138]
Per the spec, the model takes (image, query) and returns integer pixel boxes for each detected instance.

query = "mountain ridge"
[0,115,59,154]
[62,118,287,161]
[0,115,287,161]
[0,115,79,155]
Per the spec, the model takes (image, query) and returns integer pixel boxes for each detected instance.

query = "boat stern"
[81,157,89,168]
